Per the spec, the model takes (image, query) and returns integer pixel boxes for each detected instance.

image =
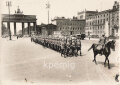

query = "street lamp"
[46,1,50,24]
[6,1,12,40]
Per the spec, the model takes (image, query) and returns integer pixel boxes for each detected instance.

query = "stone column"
[28,22,30,35]
[33,22,36,31]
[29,23,31,36]
[1,21,3,36]
[7,22,11,40]
[22,22,24,36]
[14,22,16,36]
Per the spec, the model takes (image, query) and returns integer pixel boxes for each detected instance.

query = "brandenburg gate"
[1,7,37,36]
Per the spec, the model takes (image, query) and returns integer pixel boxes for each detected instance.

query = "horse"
[88,40,116,69]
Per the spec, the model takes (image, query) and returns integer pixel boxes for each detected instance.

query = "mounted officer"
[98,33,109,55]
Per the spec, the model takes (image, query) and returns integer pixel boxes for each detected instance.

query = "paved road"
[0,37,119,85]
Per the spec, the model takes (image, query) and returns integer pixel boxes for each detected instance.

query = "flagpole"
[48,7,49,24]
[46,1,50,24]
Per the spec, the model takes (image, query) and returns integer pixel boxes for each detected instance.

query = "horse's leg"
[92,53,96,62]
[93,53,97,65]
[80,49,82,56]
[107,57,110,69]
[104,57,107,67]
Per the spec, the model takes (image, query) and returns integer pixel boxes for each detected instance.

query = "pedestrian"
[89,36,90,40]
[31,37,33,42]
[17,36,18,39]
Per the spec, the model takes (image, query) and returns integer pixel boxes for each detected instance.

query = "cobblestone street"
[0,37,119,85]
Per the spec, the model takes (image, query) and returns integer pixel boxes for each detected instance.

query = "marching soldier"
[77,39,81,56]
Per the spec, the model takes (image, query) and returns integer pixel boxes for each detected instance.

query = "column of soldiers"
[31,36,82,58]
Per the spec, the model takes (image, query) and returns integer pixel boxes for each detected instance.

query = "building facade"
[77,10,98,20]
[85,1,119,38]
[52,17,86,36]
[36,24,57,36]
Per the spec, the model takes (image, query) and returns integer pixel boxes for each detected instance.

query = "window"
[116,29,118,33]
[80,28,81,30]
[80,15,83,19]
[98,20,99,24]
[107,18,108,21]
[104,14,105,17]
[103,19,105,23]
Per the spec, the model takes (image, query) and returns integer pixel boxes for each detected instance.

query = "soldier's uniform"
[77,39,81,51]
[98,34,109,54]
[60,41,65,56]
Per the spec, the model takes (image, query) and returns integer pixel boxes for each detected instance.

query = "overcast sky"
[1,0,119,24]
[1,0,119,33]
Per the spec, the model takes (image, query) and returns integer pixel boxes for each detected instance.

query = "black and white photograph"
[0,0,120,85]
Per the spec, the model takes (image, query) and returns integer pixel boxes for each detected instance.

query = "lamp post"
[46,1,50,24]
[6,1,12,40]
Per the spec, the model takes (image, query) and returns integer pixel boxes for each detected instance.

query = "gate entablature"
[2,14,37,22]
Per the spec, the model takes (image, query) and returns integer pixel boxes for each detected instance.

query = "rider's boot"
[100,49,103,56]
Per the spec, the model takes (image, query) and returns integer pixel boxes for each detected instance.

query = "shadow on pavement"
[97,61,116,69]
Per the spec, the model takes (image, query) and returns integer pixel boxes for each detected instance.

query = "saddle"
[95,44,103,50]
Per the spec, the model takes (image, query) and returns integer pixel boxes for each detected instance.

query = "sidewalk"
[85,37,119,43]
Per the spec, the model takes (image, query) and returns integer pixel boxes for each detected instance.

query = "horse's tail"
[88,44,94,51]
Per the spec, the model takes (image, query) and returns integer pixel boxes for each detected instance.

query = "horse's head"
[109,40,116,51]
